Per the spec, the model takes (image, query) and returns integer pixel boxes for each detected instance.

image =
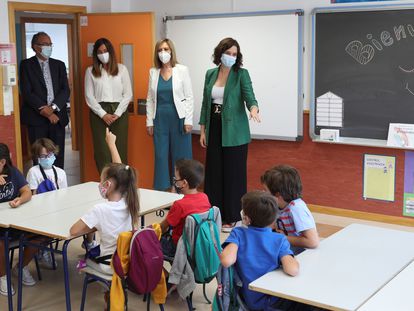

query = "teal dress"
[153,74,192,190]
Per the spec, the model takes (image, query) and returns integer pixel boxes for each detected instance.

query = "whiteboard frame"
[310,3,414,149]
[164,9,304,141]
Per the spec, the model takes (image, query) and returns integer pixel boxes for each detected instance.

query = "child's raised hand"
[105,128,117,146]
[9,197,21,208]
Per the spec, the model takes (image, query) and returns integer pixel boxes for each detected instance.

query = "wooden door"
[79,13,155,188]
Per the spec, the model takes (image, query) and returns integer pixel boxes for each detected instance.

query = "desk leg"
[141,215,145,228]
[62,240,72,311]
[3,230,13,311]
[17,234,25,311]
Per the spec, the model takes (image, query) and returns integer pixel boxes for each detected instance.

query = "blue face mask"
[38,154,56,169]
[221,53,236,68]
[41,46,53,59]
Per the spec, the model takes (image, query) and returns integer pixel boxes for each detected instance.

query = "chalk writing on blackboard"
[345,24,414,65]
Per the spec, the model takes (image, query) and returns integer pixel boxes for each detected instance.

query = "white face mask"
[97,52,110,64]
[221,53,236,68]
[158,51,171,64]
[41,46,53,59]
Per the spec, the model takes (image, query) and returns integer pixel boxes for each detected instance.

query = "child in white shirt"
[26,138,67,194]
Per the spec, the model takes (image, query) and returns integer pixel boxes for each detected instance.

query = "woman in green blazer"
[199,37,260,231]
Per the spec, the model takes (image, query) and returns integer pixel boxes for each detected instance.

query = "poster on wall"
[363,154,395,202]
[331,0,395,3]
[403,151,414,217]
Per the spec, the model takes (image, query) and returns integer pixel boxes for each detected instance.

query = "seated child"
[0,143,37,296]
[261,165,319,254]
[220,191,304,310]
[26,138,67,194]
[26,138,68,268]
[70,155,139,275]
[160,159,211,257]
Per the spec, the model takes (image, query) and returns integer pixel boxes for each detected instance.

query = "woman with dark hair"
[199,37,260,232]
[85,37,132,173]
[146,38,194,190]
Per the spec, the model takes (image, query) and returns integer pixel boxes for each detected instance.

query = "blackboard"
[311,6,414,143]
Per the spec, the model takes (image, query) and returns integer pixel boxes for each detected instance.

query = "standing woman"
[146,39,194,191]
[85,38,132,173]
[199,37,260,232]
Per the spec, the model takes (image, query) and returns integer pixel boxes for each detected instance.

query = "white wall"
[129,0,411,109]
[0,0,91,42]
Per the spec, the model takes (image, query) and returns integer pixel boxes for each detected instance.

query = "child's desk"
[0,182,181,311]
[249,224,414,311]
[357,260,414,311]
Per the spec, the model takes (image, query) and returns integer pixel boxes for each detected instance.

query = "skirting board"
[309,204,414,227]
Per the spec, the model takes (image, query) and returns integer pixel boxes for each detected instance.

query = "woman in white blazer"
[146,38,194,191]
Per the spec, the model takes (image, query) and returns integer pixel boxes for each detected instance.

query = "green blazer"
[199,67,258,147]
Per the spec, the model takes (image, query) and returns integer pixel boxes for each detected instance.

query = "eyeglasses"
[38,152,54,160]
[172,177,184,184]
[36,43,53,47]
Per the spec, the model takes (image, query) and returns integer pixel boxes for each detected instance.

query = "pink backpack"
[113,228,163,294]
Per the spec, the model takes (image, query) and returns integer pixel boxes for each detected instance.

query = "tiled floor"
[3,140,414,310]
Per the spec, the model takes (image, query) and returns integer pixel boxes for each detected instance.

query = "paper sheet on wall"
[363,154,395,201]
[403,151,414,217]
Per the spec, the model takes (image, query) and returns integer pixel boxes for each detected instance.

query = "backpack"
[36,165,59,194]
[183,207,222,283]
[212,265,246,311]
[126,228,164,294]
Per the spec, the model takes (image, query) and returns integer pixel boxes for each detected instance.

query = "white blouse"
[85,63,133,118]
[211,85,224,105]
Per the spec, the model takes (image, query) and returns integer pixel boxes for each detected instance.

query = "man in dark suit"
[19,31,70,169]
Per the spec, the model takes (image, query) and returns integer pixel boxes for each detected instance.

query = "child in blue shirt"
[261,165,319,254]
[220,191,303,310]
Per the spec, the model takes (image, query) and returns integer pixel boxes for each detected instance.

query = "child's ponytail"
[103,163,140,228]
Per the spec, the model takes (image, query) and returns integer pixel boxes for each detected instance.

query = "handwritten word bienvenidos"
[345,24,414,65]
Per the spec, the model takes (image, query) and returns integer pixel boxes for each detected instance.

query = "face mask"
[173,178,183,194]
[98,181,110,199]
[38,154,55,169]
[41,46,53,59]
[158,51,171,64]
[221,54,236,68]
[97,52,110,64]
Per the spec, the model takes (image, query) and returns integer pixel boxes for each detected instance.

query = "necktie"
[41,61,54,105]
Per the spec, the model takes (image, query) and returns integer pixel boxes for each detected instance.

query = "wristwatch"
[51,104,58,111]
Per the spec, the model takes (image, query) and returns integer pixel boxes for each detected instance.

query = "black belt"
[212,104,222,114]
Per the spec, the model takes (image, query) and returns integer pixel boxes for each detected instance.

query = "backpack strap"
[52,166,59,189]
[92,254,112,265]
[38,165,59,189]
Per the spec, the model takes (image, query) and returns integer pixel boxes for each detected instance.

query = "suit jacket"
[19,56,70,127]
[199,67,258,147]
[146,63,194,126]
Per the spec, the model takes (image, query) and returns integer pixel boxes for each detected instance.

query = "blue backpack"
[183,208,222,283]
[36,165,59,194]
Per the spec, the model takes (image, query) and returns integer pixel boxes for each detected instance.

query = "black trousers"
[204,107,248,224]
[28,123,66,169]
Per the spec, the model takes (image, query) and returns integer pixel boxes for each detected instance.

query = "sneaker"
[0,275,15,296]
[38,250,57,269]
[221,222,237,233]
[81,240,98,251]
[13,266,36,286]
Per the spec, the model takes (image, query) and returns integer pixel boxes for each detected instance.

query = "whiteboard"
[165,10,304,141]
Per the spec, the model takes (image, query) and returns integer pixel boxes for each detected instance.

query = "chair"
[167,206,222,311]
[80,229,166,311]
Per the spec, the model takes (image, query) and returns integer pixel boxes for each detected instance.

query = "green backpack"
[183,208,222,283]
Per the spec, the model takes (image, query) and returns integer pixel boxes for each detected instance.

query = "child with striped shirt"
[261,165,319,254]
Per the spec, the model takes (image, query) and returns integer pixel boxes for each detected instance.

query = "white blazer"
[146,63,194,127]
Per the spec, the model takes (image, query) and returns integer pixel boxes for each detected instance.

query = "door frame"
[8,1,86,170]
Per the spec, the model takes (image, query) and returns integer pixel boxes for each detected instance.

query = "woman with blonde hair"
[146,38,194,191]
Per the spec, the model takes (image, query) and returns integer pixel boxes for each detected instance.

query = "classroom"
[1,0,414,310]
